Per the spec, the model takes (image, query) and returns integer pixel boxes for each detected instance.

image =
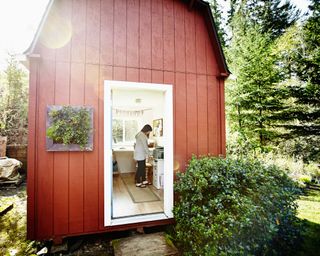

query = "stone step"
[112,232,178,256]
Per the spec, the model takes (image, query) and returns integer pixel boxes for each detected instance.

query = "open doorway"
[104,81,173,226]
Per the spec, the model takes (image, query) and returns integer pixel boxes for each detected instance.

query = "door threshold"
[109,213,168,226]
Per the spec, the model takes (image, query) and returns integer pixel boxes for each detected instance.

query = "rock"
[50,242,68,254]
[113,232,178,256]
[0,157,22,182]
[68,239,84,253]
[36,247,48,255]
[0,136,7,157]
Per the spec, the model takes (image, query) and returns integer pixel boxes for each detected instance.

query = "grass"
[296,187,320,256]
[297,188,320,224]
[0,186,39,256]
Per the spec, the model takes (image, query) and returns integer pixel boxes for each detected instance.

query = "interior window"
[112,119,138,144]
[124,120,138,142]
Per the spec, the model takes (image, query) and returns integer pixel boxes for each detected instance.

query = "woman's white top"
[134,131,150,161]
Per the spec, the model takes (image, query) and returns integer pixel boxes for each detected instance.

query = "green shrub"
[298,175,312,185]
[173,156,301,255]
[46,106,91,148]
[304,163,320,181]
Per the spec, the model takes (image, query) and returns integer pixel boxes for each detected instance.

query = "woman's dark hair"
[141,124,152,133]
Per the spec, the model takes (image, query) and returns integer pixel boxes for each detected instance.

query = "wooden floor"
[112,173,164,218]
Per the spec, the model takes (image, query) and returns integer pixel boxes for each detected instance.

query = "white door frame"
[104,80,174,226]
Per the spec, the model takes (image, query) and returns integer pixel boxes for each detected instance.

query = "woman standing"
[134,124,152,188]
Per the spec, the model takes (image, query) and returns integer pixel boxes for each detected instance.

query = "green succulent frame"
[46,105,93,151]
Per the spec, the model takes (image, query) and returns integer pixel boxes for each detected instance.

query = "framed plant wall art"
[46,105,94,151]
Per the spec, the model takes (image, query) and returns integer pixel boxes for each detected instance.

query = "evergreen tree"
[225,0,302,154]
[228,0,300,39]
[246,0,300,39]
[281,0,320,161]
[226,25,284,152]
[208,0,227,48]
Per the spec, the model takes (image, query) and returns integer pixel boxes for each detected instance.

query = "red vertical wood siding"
[36,60,55,239]
[28,0,226,240]
[186,74,198,157]
[84,64,100,232]
[175,73,187,171]
[69,63,85,234]
[100,0,114,65]
[174,1,186,72]
[127,1,139,68]
[197,75,208,155]
[139,0,152,69]
[27,59,38,240]
[53,62,70,236]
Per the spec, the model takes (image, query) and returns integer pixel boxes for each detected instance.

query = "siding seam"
[67,0,73,235]
[52,44,57,236]
[83,0,88,232]
[34,60,40,238]
[98,0,101,230]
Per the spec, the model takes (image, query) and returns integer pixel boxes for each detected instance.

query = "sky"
[0,0,311,70]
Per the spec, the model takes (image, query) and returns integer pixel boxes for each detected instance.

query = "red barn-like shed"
[25,0,229,242]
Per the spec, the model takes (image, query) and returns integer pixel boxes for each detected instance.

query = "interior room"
[111,88,165,218]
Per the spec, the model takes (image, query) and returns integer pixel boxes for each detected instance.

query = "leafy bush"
[173,156,301,255]
[298,175,312,186]
[304,163,320,181]
[258,152,319,186]
[46,106,91,148]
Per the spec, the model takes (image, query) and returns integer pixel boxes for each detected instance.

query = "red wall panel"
[53,62,70,236]
[207,75,220,155]
[195,12,207,74]
[139,0,152,69]
[127,1,139,68]
[69,63,85,234]
[71,0,86,63]
[86,0,100,64]
[114,0,127,66]
[55,0,72,62]
[36,60,55,239]
[174,1,185,72]
[185,11,196,73]
[83,64,100,232]
[175,73,187,171]
[186,74,198,158]
[197,75,208,155]
[28,0,226,240]
[163,0,174,71]
[100,0,114,65]
[27,60,38,240]
[152,0,163,70]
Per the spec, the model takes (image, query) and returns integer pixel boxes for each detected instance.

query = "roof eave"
[193,0,230,77]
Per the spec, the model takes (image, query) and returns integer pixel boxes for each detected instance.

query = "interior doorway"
[104,80,173,226]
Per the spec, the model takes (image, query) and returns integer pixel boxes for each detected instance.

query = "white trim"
[110,213,168,226]
[104,82,113,226]
[104,80,174,226]
[163,85,174,218]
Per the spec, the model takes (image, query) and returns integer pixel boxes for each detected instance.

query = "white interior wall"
[112,89,165,145]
